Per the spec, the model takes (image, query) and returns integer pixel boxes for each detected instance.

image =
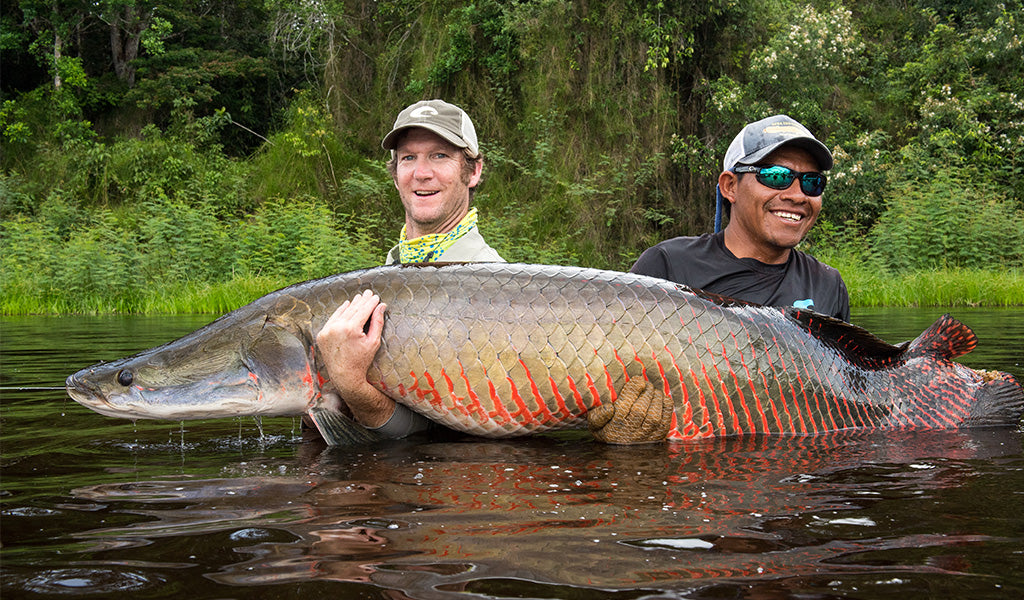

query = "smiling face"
[392,128,482,239]
[719,145,823,264]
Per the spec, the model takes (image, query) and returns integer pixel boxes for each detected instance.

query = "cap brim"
[381,124,476,156]
[741,138,833,171]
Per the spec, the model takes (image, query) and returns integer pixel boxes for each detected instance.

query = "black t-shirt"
[630,232,850,321]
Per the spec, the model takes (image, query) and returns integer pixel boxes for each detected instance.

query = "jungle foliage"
[2,0,1023,313]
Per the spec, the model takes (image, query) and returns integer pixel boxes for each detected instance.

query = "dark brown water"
[2,309,1023,599]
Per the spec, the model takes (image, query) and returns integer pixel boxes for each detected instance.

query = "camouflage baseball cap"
[381,99,480,158]
[723,114,833,171]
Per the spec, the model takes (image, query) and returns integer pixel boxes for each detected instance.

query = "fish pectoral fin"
[587,378,672,445]
[267,296,313,334]
[246,321,313,388]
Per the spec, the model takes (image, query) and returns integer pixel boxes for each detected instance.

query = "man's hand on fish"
[588,378,673,444]
[316,290,395,428]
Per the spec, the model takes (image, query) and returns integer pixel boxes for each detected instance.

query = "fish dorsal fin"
[396,261,470,268]
[905,313,977,361]
[786,307,908,370]
[691,289,909,371]
[687,286,762,309]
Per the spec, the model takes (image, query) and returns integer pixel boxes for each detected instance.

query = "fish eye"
[116,369,134,387]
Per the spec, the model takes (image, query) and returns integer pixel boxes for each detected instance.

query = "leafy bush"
[868,166,1024,271]
[4,0,1024,312]
[0,190,382,313]
[234,197,380,280]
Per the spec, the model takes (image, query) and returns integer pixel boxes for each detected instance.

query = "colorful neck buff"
[397,208,479,263]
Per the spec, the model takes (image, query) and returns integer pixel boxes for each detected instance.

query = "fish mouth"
[65,368,165,419]
[66,370,119,407]
[65,367,287,421]
[65,371,130,419]
[66,371,99,405]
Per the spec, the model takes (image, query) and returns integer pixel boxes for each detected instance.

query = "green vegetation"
[2,0,1023,314]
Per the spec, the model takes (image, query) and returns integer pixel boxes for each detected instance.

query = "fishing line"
[0,386,66,391]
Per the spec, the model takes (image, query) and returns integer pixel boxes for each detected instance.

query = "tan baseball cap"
[381,99,480,158]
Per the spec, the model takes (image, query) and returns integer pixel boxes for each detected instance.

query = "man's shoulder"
[439,227,506,262]
[789,248,843,278]
[631,233,728,283]
[650,233,719,253]
[386,227,506,265]
[640,233,721,264]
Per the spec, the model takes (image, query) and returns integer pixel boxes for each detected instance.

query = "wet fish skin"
[66,263,1024,441]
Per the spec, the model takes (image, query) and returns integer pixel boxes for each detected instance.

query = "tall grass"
[821,254,1024,308]
[136,277,293,315]
[0,179,388,315]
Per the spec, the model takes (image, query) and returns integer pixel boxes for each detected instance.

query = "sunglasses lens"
[756,166,796,190]
[800,174,826,196]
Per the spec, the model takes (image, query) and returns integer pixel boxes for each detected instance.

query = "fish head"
[66,312,320,420]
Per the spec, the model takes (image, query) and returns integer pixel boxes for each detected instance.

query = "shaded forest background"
[2,0,1023,313]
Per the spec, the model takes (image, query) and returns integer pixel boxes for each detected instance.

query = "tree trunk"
[109,5,151,87]
[53,30,63,90]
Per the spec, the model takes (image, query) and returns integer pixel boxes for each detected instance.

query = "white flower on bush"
[750,4,866,76]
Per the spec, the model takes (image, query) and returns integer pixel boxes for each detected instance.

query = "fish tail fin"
[907,314,978,361]
[306,406,385,445]
[965,372,1024,427]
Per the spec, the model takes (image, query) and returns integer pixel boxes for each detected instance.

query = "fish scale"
[66,263,1023,442]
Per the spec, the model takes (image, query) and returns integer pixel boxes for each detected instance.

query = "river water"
[2,308,1023,599]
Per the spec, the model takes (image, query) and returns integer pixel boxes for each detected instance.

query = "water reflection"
[58,429,1023,595]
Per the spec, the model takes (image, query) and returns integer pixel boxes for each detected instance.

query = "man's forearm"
[340,386,397,429]
[335,387,432,438]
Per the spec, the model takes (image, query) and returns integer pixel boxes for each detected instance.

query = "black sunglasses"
[732,165,827,197]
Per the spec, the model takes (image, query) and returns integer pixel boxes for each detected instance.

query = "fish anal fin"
[307,405,384,445]
[906,313,978,361]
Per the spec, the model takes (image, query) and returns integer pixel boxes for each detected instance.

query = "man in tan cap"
[380,99,504,265]
[315,100,504,438]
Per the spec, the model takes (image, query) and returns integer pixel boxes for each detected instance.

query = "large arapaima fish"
[65,263,1024,444]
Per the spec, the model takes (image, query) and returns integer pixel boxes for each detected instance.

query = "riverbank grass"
[1,276,292,315]
[828,260,1024,308]
[2,267,1022,315]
